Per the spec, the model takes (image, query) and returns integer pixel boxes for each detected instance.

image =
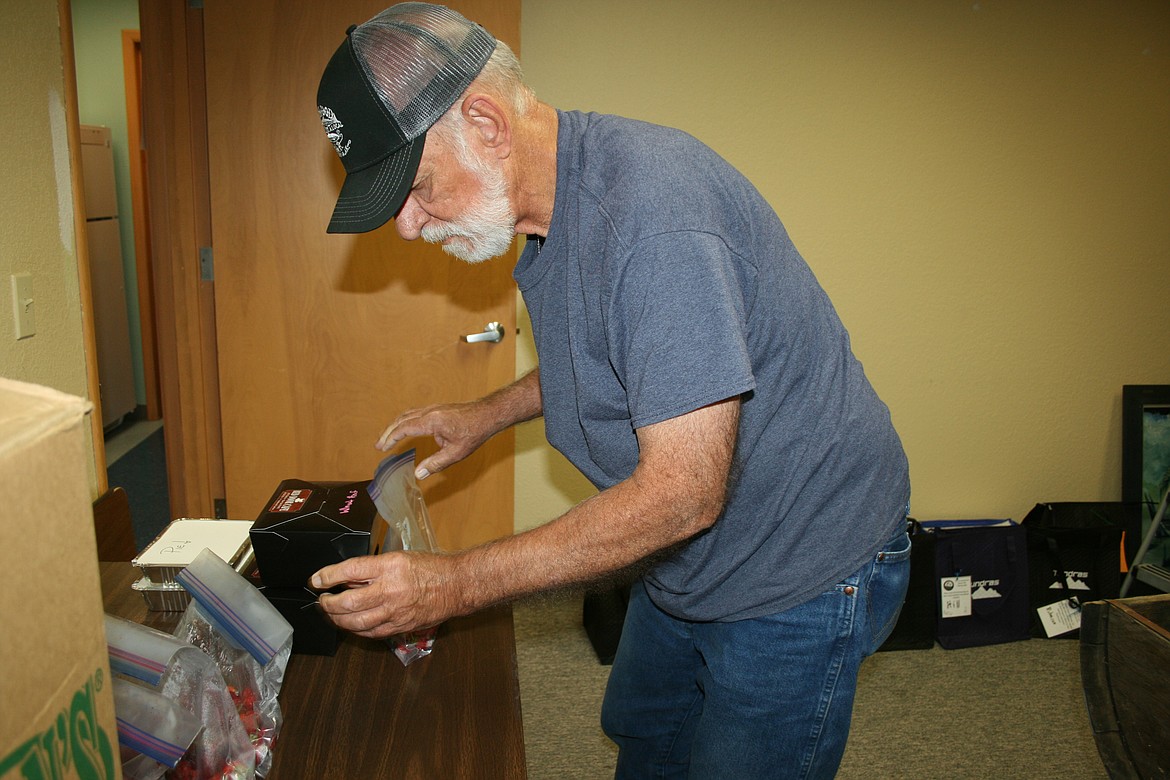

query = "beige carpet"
[515,595,1107,779]
[515,593,618,779]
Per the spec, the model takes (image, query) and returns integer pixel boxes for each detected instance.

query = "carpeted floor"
[515,594,619,779]
[106,423,171,551]
[514,595,1108,780]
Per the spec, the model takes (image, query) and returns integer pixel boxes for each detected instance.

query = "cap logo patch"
[319,106,351,157]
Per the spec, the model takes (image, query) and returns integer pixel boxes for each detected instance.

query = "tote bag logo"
[1048,570,1091,590]
[972,579,1003,599]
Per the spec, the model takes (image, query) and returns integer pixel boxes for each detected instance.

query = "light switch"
[11,273,34,339]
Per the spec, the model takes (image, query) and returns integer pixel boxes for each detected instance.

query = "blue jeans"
[601,530,911,780]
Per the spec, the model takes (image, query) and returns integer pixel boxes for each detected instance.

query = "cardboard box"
[250,479,377,588]
[0,378,120,779]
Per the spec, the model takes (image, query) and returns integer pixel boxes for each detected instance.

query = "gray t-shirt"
[513,110,910,621]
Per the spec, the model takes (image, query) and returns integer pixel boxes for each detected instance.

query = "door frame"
[58,0,109,494]
[121,28,162,421]
[138,0,225,518]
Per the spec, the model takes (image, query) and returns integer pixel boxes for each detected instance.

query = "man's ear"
[459,93,511,159]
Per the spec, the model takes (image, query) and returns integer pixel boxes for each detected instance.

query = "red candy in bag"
[175,549,294,777]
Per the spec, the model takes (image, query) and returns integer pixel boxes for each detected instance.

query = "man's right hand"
[376,401,496,479]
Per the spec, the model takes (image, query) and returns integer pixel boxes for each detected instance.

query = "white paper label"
[940,575,972,618]
[1038,599,1081,637]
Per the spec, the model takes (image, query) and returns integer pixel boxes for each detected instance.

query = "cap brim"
[326,135,425,234]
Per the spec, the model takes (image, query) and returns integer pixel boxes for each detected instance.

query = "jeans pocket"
[866,532,912,652]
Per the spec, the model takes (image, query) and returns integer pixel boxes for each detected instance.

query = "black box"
[258,585,339,656]
[250,479,377,588]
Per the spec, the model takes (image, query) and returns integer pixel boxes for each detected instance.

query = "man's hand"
[312,552,462,639]
[375,370,543,479]
[376,402,495,479]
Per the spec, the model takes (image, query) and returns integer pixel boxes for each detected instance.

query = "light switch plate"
[11,273,34,339]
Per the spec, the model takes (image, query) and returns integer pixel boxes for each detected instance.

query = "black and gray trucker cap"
[317,3,497,234]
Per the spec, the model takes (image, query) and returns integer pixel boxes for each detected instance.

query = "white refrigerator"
[80,124,136,429]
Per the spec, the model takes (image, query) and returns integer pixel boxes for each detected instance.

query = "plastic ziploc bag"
[369,449,440,665]
[175,548,294,778]
[112,677,202,779]
[105,614,256,780]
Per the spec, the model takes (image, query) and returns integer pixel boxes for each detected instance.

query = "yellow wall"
[3,1,1167,526]
[515,0,1170,528]
[0,0,98,493]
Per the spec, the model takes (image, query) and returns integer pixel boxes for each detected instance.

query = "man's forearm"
[447,397,738,615]
[448,477,695,612]
[480,368,543,431]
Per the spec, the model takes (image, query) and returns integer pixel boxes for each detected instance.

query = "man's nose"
[395,196,424,240]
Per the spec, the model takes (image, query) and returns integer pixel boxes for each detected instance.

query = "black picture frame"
[1121,385,1170,567]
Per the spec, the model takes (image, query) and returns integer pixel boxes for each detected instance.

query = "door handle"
[462,321,505,343]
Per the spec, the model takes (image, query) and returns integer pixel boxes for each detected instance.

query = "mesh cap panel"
[350,2,497,141]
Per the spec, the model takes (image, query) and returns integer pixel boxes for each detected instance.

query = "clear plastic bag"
[121,753,167,780]
[112,677,201,776]
[368,449,440,665]
[105,614,255,779]
[175,549,293,777]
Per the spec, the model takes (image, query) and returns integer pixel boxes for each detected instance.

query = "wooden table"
[101,562,527,778]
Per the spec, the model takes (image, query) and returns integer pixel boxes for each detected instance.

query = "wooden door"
[202,0,519,550]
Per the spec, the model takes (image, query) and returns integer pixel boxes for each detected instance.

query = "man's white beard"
[420,134,517,264]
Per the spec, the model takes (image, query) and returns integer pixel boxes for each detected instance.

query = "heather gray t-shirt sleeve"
[607,230,757,430]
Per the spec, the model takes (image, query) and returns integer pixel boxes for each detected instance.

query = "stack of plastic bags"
[107,548,293,779]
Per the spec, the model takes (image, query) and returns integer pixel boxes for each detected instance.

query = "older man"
[311,4,911,778]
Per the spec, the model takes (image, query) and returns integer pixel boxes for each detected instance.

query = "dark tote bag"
[877,519,937,651]
[1022,502,1127,639]
[927,521,1032,649]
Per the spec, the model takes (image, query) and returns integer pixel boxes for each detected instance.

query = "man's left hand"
[311,552,460,639]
